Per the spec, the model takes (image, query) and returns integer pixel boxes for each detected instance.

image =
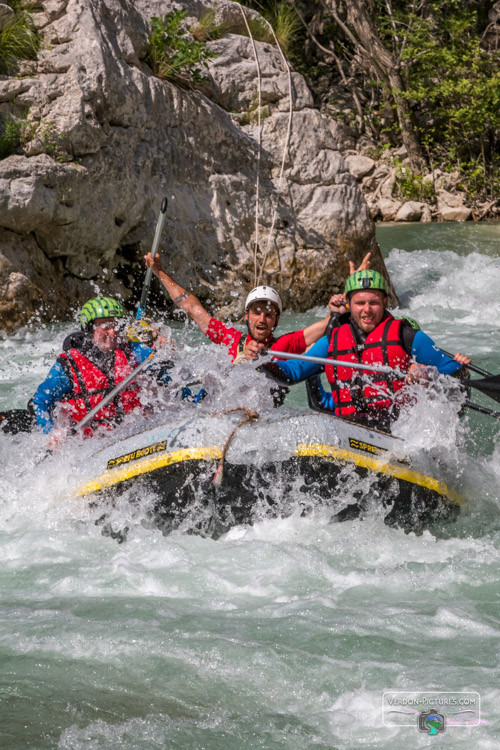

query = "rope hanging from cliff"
[238,6,295,287]
[255,18,294,287]
[238,4,263,287]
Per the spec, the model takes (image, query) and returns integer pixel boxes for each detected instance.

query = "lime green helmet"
[80,297,125,328]
[344,269,388,297]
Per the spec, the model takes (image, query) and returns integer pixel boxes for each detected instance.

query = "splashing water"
[0,224,499,749]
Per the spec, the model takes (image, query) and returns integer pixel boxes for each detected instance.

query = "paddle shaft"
[265,349,399,376]
[465,401,500,420]
[137,197,168,319]
[72,353,153,434]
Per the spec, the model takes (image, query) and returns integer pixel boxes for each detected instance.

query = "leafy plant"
[0,4,40,74]
[24,119,71,162]
[237,0,303,52]
[0,115,20,158]
[393,161,435,203]
[267,0,499,202]
[146,11,216,86]
[375,0,500,200]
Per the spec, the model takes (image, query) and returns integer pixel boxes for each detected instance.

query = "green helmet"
[344,270,388,297]
[80,297,125,328]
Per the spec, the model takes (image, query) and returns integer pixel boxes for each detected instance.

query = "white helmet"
[245,285,282,315]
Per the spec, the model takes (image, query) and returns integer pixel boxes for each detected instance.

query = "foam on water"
[0,224,499,748]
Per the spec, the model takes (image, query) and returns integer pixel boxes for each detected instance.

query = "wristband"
[173,291,190,306]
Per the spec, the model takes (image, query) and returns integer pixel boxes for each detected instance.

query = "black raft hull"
[76,411,463,536]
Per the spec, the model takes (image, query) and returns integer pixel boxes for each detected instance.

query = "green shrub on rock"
[146,10,215,87]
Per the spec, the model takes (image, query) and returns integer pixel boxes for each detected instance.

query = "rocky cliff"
[0,0,384,331]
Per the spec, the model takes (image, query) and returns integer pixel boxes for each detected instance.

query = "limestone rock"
[377,169,397,200]
[0,3,14,32]
[437,190,472,221]
[436,189,468,209]
[378,199,402,221]
[345,154,375,180]
[329,121,357,152]
[395,201,425,222]
[421,205,433,223]
[205,35,314,113]
[438,204,472,222]
[0,0,381,331]
[361,165,390,191]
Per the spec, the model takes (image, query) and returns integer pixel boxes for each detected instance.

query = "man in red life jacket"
[31,297,163,440]
[266,270,471,428]
[143,253,334,361]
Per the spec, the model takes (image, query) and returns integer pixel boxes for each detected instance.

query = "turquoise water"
[0,224,499,748]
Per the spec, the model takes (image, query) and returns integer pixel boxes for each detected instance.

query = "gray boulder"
[395,201,425,222]
[345,154,375,180]
[437,190,472,222]
[0,3,14,31]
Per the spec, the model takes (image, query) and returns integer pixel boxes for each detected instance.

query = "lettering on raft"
[348,438,386,455]
[107,440,167,470]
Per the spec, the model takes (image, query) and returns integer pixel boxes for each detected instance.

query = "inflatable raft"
[75,407,463,536]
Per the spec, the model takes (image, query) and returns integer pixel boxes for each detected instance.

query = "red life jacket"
[57,346,142,427]
[324,315,411,416]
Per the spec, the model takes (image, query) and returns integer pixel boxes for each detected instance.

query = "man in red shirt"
[143,253,332,361]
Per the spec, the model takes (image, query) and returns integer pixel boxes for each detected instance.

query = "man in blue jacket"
[264,270,471,428]
[31,297,202,441]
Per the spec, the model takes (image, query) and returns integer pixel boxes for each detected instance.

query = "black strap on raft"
[305,375,393,432]
[0,406,35,434]
[255,361,290,408]
[324,311,346,342]
[306,375,333,415]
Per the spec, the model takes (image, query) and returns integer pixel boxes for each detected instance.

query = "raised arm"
[349,251,371,276]
[302,314,332,348]
[144,253,211,334]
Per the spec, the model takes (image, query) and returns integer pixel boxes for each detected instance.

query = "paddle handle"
[137,197,168,319]
[265,349,397,376]
[441,349,492,378]
[72,354,154,434]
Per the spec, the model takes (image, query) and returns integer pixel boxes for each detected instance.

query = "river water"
[0,223,499,749]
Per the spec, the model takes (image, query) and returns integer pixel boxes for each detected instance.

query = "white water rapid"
[0,223,499,749]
